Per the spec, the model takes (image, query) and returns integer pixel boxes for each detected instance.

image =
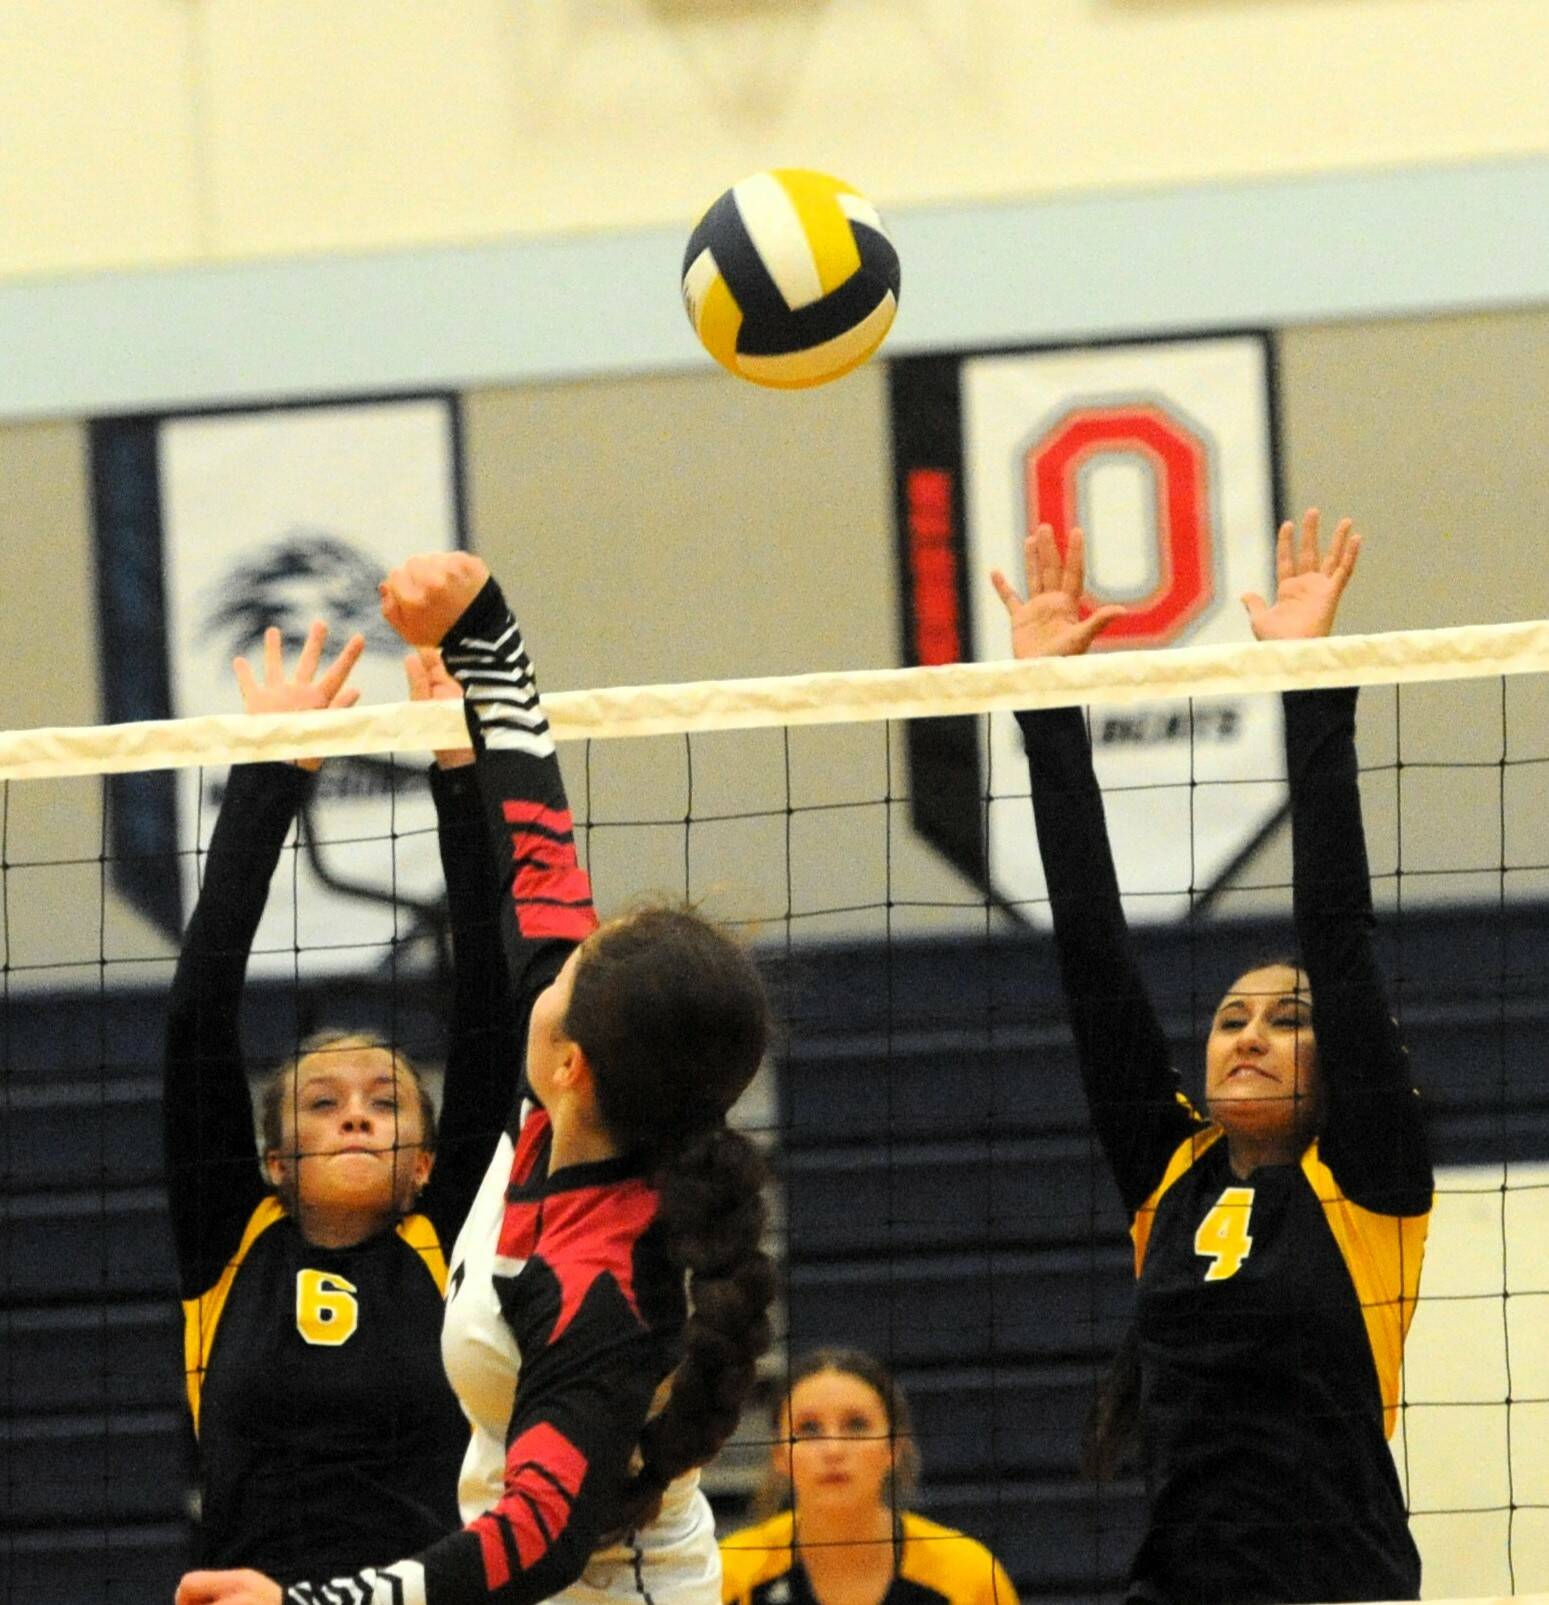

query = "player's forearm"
[282,1408,636,1605]
[441,580,597,1006]
[166,762,309,1114]
[1284,687,1405,1085]
[281,1527,590,1605]
[1017,706,1187,1206]
[1285,687,1431,1207]
[170,762,311,1012]
[420,757,519,1225]
[430,757,515,1099]
[165,762,307,1284]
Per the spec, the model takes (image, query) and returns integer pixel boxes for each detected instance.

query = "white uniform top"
[441,1121,721,1605]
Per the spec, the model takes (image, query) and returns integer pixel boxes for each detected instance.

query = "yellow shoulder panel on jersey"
[1131,1119,1224,1276]
[719,1511,798,1605]
[396,1210,449,1295]
[898,1510,1020,1605]
[1300,1141,1430,1439]
[181,1195,287,1434]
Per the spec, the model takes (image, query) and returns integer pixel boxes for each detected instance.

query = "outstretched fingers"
[989,567,1023,615]
[1075,604,1127,649]
[403,649,431,700]
[232,655,259,701]
[293,619,327,684]
[315,632,365,703]
[1321,516,1356,576]
[262,625,283,686]
[990,524,1078,612]
[1034,523,1063,595]
[1297,508,1321,574]
[1064,526,1088,598]
[1332,528,1362,592]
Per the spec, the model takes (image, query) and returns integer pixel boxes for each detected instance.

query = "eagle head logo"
[200,530,404,659]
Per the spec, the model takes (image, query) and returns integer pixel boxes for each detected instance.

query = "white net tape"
[5,619,1549,780]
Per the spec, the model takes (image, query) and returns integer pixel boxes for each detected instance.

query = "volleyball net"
[6,620,1549,1604]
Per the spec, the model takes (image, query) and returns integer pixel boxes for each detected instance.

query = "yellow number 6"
[295,1269,360,1346]
[1194,1186,1255,1282]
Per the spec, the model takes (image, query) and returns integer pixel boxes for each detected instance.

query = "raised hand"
[990,524,1127,660]
[406,645,475,770]
[379,552,490,647]
[1240,509,1360,642]
[175,1568,282,1605]
[231,620,366,772]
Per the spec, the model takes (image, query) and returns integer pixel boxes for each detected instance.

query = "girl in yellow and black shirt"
[164,627,515,1582]
[721,1349,1016,1605]
[992,512,1432,1604]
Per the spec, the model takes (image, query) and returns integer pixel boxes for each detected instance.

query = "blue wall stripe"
[2,156,1545,422]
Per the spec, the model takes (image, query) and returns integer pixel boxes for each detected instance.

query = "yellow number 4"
[295,1269,360,1346]
[1194,1186,1255,1282]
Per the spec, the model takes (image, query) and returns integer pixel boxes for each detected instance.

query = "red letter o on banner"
[1026,405,1214,646]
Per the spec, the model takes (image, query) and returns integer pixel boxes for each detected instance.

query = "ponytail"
[1081,1321,1141,1482]
[618,1126,774,1526]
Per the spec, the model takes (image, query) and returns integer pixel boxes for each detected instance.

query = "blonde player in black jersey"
[721,1349,1016,1605]
[165,625,518,1582]
[178,552,776,1605]
[991,512,1432,1605]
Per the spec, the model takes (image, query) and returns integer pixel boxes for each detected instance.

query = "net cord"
[3,618,1548,780]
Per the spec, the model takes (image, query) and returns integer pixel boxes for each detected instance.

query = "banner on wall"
[91,395,466,976]
[889,333,1285,923]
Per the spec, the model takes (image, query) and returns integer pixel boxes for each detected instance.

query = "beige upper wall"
[3,0,1546,279]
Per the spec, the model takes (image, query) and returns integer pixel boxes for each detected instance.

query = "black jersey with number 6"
[1018,688,1433,1605]
[164,760,516,1581]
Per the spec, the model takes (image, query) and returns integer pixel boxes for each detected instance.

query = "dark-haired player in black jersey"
[991,512,1433,1605]
[166,624,517,1582]
[178,552,776,1605]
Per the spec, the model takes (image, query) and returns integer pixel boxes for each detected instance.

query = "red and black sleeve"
[438,580,600,1057]
[1284,687,1432,1215]
[435,1250,671,1604]
[1016,706,1202,1214]
[283,1186,678,1605]
[163,762,309,1298]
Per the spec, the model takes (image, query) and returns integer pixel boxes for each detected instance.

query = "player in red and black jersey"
[166,628,518,1581]
[178,553,776,1605]
[992,513,1433,1605]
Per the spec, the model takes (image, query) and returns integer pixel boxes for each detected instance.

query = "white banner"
[159,398,463,977]
[961,336,1282,922]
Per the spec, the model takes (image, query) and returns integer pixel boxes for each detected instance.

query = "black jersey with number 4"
[1018,688,1433,1605]
[164,760,516,1582]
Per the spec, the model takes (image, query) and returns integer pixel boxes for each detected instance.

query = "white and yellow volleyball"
[681,169,900,390]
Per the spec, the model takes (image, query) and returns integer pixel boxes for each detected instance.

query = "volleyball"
[681,169,900,390]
